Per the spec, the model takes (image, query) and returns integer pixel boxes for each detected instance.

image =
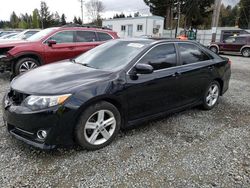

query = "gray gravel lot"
[0,55,250,188]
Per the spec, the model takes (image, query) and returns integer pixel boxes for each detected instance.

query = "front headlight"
[21,94,71,110]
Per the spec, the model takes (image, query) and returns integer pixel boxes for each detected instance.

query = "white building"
[102,16,164,38]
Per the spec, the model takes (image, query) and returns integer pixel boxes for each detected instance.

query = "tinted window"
[76,31,96,42]
[48,31,74,43]
[97,32,113,41]
[235,37,246,44]
[139,43,177,70]
[178,43,210,65]
[225,37,235,43]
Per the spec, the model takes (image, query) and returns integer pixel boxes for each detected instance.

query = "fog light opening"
[37,130,47,140]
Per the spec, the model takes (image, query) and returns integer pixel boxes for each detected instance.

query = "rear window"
[178,43,210,65]
[97,32,113,41]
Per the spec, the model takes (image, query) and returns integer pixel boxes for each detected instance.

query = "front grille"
[8,89,29,105]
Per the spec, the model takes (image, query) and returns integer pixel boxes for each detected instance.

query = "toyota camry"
[2,39,231,150]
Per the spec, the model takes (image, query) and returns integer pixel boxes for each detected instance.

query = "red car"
[209,34,250,57]
[0,25,118,76]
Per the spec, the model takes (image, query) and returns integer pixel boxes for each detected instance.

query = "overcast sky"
[0,0,239,22]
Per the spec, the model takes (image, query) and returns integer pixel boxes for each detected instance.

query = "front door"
[44,30,76,64]
[125,43,179,121]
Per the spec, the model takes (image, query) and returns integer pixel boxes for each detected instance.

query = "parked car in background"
[0,33,19,39]
[0,31,17,37]
[2,39,231,150]
[0,25,118,76]
[0,29,40,42]
[209,34,250,57]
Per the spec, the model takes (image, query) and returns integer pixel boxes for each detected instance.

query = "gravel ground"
[0,55,250,188]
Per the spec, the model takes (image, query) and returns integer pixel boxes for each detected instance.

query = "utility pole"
[211,0,222,42]
[174,0,181,38]
[79,0,84,25]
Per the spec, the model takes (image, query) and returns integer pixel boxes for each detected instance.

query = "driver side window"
[47,31,74,44]
[138,43,177,71]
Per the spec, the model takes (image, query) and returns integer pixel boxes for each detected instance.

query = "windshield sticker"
[127,43,144,48]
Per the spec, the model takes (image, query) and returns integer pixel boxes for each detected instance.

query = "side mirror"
[47,40,57,47]
[135,64,153,74]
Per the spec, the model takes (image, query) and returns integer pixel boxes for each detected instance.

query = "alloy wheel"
[206,84,219,107]
[242,48,250,57]
[84,110,116,145]
[19,61,38,73]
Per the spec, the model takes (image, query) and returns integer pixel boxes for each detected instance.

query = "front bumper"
[2,94,78,149]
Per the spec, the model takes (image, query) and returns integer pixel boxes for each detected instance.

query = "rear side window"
[76,31,97,42]
[48,31,74,43]
[178,43,210,65]
[235,37,246,44]
[97,32,113,41]
[138,43,177,70]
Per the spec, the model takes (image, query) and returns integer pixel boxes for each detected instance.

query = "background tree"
[32,9,40,28]
[40,1,53,28]
[181,0,214,28]
[219,4,239,27]
[61,14,67,25]
[144,0,174,29]
[10,11,19,28]
[239,0,250,29]
[85,0,104,25]
[144,0,214,29]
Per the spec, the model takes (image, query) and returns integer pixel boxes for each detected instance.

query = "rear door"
[74,30,100,57]
[175,42,214,105]
[44,30,76,63]
[234,37,247,52]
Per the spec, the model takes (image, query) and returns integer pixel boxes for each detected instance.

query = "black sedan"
[2,39,231,150]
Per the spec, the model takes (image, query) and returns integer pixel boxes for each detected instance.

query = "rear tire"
[75,101,121,150]
[202,81,220,110]
[242,48,250,57]
[15,57,40,76]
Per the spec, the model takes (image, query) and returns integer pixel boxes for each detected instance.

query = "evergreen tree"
[40,1,53,28]
[239,0,250,29]
[61,14,67,25]
[10,11,19,28]
[32,9,40,28]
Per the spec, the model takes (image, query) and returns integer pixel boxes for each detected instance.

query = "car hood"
[11,61,113,95]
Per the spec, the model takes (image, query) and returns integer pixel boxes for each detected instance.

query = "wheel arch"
[74,95,126,129]
[214,78,224,95]
[240,45,250,54]
[12,52,44,71]
[209,44,219,53]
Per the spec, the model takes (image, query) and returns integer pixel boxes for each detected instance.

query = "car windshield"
[75,40,151,71]
[26,28,58,41]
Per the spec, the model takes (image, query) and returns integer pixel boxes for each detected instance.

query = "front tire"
[210,46,218,54]
[202,81,220,110]
[242,48,250,57]
[15,57,40,75]
[75,101,121,150]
